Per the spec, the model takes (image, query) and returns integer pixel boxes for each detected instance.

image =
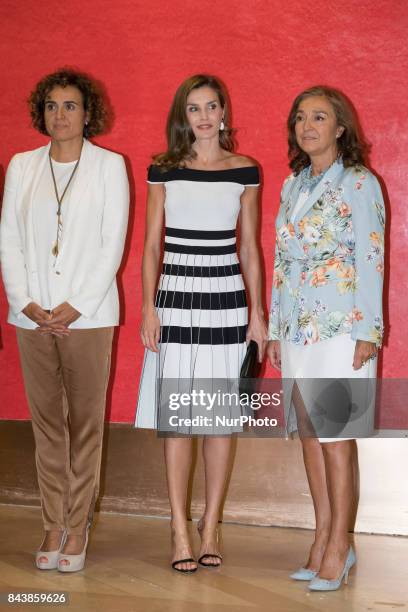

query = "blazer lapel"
[24,143,51,263]
[283,176,303,223]
[24,143,51,215]
[293,159,344,226]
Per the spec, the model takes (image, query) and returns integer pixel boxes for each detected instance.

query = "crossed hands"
[22,302,81,338]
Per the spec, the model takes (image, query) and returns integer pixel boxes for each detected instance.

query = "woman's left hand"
[353,339,377,370]
[246,311,268,363]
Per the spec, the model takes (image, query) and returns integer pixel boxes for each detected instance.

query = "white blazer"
[0,139,129,329]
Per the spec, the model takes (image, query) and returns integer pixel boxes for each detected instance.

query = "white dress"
[135,165,260,434]
[281,189,377,442]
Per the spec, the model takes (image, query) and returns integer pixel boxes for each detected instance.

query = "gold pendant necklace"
[49,149,81,257]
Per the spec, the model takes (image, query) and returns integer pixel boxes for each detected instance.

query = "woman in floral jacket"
[267,86,385,591]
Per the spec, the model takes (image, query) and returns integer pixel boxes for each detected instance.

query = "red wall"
[0,0,407,423]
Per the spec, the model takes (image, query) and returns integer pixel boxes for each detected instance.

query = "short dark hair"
[287,85,368,174]
[28,68,108,138]
[153,74,236,169]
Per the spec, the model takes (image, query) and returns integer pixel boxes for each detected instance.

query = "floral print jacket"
[268,160,385,347]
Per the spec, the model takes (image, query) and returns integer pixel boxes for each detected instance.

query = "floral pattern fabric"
[268,160,385,347]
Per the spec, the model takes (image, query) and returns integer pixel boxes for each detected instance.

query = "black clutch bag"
[239,340,261,397]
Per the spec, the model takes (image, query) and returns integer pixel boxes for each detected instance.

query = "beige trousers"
[16,327,114,535]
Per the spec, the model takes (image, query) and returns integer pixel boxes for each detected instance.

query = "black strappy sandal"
[172,558,198,573]
[197,518,222,568]
[198,553,223,568]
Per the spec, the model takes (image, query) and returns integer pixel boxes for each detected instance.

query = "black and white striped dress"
[135,165,260,433]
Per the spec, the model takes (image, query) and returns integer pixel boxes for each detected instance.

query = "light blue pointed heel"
[290,567,318,581]
[308,546,356,591]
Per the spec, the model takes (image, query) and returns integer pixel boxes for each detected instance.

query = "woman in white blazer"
[0,69,129,572]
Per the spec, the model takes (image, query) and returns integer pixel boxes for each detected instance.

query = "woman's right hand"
[267,340,281,371]
[140,306,160,352]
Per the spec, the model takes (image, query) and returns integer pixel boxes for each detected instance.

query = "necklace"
[49,150,81,257]
[299,158,338,193]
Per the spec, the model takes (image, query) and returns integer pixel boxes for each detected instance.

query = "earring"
[219,119,225,131]
[85,120,89,126]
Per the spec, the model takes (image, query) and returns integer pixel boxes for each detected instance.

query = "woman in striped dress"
[136,75,267,572]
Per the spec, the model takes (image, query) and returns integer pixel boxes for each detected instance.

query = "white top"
[290,189,309,223]
[33,158,77,310]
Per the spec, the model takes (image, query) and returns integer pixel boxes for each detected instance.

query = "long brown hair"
[287,85,368,174]
[153,74,235,169]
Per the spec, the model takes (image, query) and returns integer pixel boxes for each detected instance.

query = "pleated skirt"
[135,229,248,433]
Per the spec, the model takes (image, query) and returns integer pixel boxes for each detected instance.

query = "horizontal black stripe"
[165,242,236,255]
[165,227,236,240]
[148,164,260,185]
[162,263,241,277]
[156,290,247,310]
[160,325,247,345]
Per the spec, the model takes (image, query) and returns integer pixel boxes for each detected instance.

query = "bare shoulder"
[224,153,258,169]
